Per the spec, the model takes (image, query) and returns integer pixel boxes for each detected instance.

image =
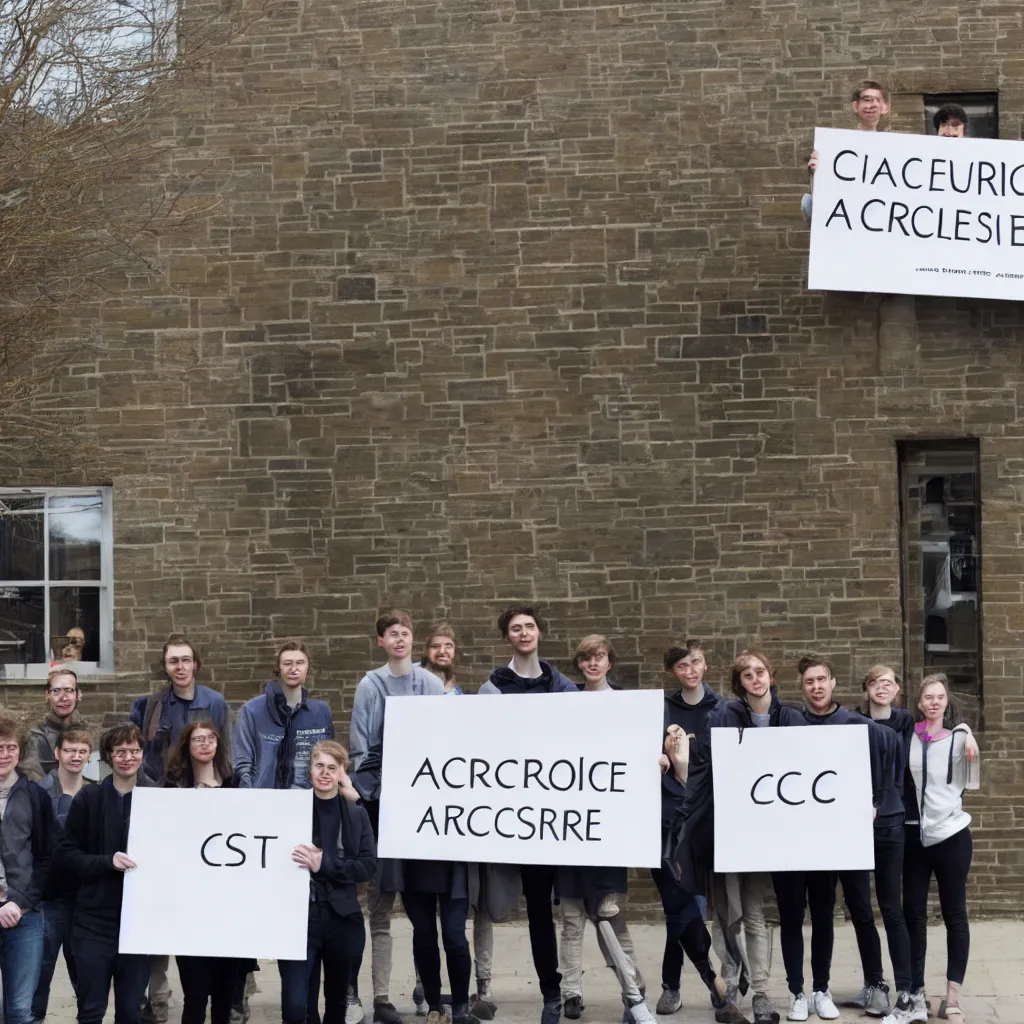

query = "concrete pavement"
[42,919,1021,1023]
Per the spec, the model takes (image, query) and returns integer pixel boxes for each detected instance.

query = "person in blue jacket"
[478,605,577,1024]
[233,640,334,790]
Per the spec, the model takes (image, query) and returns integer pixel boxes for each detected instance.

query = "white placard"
[120,788,312,958]
[378,689,663,868]
[711,724,874,872]
[808,127,1024,301]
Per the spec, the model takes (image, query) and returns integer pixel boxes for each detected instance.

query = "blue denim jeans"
[0,908,45,1024]
[33,900,76,1021]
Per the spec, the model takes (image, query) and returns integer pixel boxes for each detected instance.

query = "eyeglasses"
[190,735,216,746]
[111,747,143,759]
[0,743,18,756]
[48,686,77,696]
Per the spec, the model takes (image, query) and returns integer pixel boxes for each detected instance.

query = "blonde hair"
[310,739,349,770]
[572,634,617,671]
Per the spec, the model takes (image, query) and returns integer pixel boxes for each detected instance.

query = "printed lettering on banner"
[377,690,663,868]
[711,724,874,872]
[119,788,312,958]
[808,127,1024,300]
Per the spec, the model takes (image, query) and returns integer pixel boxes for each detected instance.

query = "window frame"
[0,486,114,678]
[922,92,999,139]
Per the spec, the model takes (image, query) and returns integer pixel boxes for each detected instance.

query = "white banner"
[378,689,663,867]
[711,724,874,872]
[808,127,1024,300]
[120,788,312,958]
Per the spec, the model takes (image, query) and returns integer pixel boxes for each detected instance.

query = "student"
[422,623,463,695]
[166,721,248,1024]
[802,79,890,220]
[234,640,334,790]
[61,724,154,1024]
[903,674,978,1024]
[679,650,804,1024]
[33,728,93,1023]
[20,666,91,781]
[0,714,52,1024]
[349,611,448,1024]
[280,741,376,1024]
[774,656,899,1023]
[651,641,720,1017]
[478,604,577,1024]
[558,635,653,1024]
[131,633,233,1024]
[934,104,968,137]
[416,623,496,1022]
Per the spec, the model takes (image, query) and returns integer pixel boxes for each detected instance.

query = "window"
[898,443,981,722]
[0,489,113,678]
[923,93,998,139]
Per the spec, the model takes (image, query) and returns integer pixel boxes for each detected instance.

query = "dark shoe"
[452,1003,482,1024]
[563,996,582,1020]
[373,1002,404,1024]
[751,994,780,1024]
[714,1004,751,1024]
[469,994,496,1021]
[655,988,681,1015]
[541,999,562,1024]
[413,985,427,1018]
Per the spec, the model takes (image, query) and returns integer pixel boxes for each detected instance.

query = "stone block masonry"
[11,1,1024,914]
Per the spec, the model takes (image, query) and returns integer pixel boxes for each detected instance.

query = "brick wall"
[11,0,1024,914]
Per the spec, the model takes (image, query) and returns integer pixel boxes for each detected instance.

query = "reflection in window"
[0,490,112,677]
[898,442,981,724]
[923,93,998,139]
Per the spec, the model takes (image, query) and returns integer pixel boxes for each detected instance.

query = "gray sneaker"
[843,988,871,1011]
[655,988,681,1015]
[751,994,780,1024]
[866,985,892,1018]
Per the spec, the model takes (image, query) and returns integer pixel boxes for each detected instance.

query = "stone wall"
[12,0,1024,914]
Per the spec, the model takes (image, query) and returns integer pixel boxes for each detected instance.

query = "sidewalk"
[44,919,1020,1023]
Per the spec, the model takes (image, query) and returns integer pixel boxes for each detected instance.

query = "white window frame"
[0,487,114,678]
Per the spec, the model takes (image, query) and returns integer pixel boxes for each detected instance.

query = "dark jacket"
[660,685,722,830]
[855,706,916,820]
[478,661,578,695]
[312,795,377,918]
[132,685,232,785]
[672,691,802,895]
[58,774,155,937]
[0,774,55,912]
[797,704,902,824]
[21,710,92,782]
[233,680,334,790]
[37,771,93,902]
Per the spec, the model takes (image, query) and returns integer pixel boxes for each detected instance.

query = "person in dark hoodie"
[651,641,721,1017]
[774,656,900,1024]
[557,635,652,1024]
[349,610,467,1024]
[0,713,54,1024]
[60,724,155,1024]
[678,649,804,1024]
[478,604,577,1024]
[20,666,92,782]
[33,727,94,1023]
[281,741,376,1024]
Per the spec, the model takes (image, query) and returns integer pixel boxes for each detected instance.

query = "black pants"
[520,865,561,1003]
[650,868,709,990]
[402,891,470,1012]
[903,825,972,990]
[874,825,912,992]
[839,870,883,987]
[176,956,240,1024]
[73,928,150,1024]
[773,871,837,995]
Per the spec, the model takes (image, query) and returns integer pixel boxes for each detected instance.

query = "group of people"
[0,606,980,1024]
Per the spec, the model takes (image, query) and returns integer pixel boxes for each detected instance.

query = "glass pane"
[49,496,103,582]
[50,587,101,663]
[0,496,43,512]
[0,587,45,674]
[0,507,43,580]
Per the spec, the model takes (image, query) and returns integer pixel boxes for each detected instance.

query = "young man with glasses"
[61,724,155,1024]
[20,667,91,782]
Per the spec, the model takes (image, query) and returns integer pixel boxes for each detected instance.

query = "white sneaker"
[812,991,839,1020]
[908,990,928,1023]
[627,1001,656,1024]
[345,997,365,1024]
[788,993,809,1022]
[881,992,915,1024]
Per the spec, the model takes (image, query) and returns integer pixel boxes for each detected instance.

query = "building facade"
[3,1,1023,912]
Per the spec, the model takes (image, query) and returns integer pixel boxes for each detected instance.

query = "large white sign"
[808,127,1024,301]
[120,788,312,958]
[378,689,663,868]
[711,724,874,872]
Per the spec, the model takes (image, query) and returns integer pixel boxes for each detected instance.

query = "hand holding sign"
[112,852,137,872]
[292,844,323,872]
